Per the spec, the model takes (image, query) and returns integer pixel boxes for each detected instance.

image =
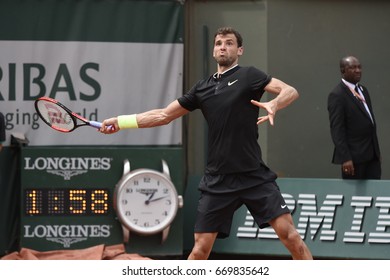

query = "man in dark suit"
[0,112,5,152]
[328,56,381,179]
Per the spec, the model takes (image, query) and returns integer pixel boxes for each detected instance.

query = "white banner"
[0,260,387,280]
[0,41,183,146]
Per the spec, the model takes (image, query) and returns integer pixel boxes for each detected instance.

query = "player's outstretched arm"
[99,100,189,134]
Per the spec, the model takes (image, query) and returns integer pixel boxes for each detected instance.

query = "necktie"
[354,85,374,123]
[353,85,365,103]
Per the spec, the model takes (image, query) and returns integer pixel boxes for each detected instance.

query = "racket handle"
[89,121,103,128]
[90,121,113,131]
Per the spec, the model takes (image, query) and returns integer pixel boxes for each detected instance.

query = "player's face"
[213,34,243,68]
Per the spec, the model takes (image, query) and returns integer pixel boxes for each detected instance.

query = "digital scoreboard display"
[24,188,109,216]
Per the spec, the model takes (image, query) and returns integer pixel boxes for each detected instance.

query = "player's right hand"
[100,117,119,134]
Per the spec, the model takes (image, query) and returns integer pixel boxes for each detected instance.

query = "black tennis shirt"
[178,65,278,188]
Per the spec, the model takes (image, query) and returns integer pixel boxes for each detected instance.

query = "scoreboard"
[20,146,184,256]
[24,188,109,216]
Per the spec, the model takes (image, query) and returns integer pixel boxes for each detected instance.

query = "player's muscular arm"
[100,100,188,133]
[264,78,299,111]
[136,100,189,128]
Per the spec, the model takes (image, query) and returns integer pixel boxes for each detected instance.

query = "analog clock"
[114,159,183,243]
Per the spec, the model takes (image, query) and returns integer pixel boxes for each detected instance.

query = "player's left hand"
[250,100,276,126]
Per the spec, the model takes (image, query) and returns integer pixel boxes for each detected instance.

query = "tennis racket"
[35,97,107,133]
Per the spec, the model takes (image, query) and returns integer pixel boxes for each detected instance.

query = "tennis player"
[100,27,313,260]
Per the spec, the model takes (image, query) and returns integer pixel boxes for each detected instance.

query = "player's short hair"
[214,27,243,47]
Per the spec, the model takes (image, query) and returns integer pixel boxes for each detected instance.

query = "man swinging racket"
[100,27,313,260]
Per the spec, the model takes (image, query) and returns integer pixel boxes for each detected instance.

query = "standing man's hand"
[342,160,355,176]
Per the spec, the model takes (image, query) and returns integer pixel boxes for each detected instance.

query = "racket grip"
[89,121,103,128]
[90,121,113,131]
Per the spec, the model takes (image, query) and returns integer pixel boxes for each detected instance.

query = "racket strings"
[37,101,75,131]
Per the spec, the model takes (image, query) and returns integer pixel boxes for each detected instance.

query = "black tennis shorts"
[194,181,290,238]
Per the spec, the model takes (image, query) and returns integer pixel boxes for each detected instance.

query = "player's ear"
[238,46,244,56]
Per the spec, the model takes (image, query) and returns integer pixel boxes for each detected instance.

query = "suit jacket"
[0,112,5,142]
[327,82,380,164]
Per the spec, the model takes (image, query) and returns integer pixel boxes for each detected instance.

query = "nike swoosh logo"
[228,79,238,86]
[281,205,287,209]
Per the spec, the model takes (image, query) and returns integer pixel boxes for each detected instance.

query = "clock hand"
[145,195,168,205]
[147,192,155,201]
[145,191,157,205]
[148,196,168,203]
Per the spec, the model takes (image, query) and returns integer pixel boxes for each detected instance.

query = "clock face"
[115,169,179,235]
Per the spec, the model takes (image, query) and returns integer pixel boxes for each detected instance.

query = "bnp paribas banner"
[0,0,184,146]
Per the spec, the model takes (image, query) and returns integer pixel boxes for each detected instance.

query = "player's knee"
[279,227,301,244]
[189,244,211,260]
